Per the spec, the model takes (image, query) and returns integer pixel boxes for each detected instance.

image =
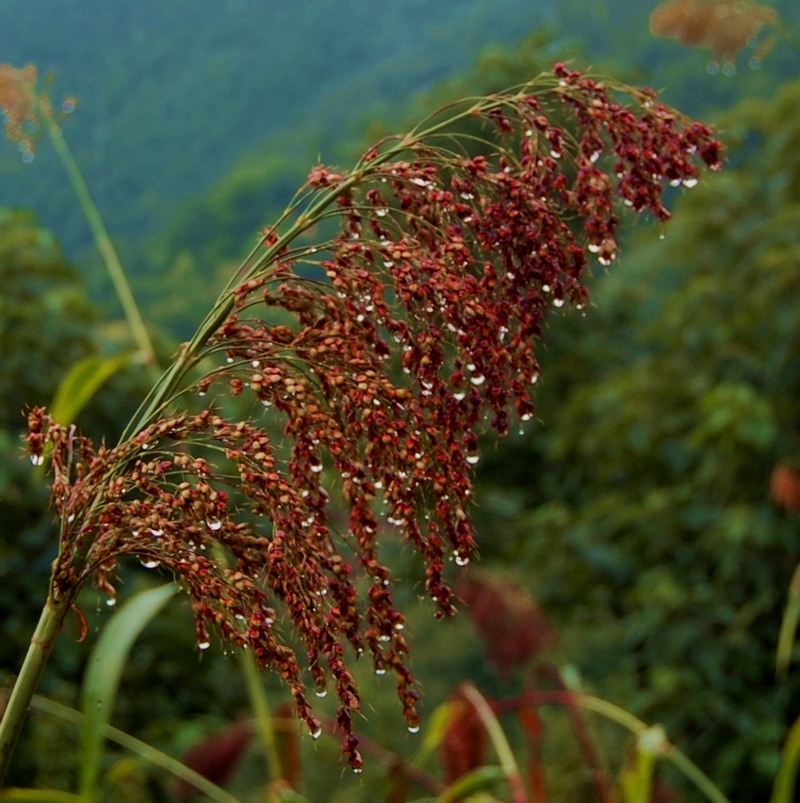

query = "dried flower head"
[0,64,38,154]
[650,0,779,64]
[26,65,722,769]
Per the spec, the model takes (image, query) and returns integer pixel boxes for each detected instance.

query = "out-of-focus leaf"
[78,583,176,798]
[769,714,800,803]
[777,565,800,677]
[49,353,132,425]
[436,765,507,802]
[412,700,459,767]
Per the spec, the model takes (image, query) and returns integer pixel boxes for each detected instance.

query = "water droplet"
[394,622,405,631]
[198,641,211,651]
[149,527,164,537]
[470,374,486,386]
[466,454,480,465]
[311,726,323,740]
[455,555,470,566]
[140,559,160,569]
[375,668,387,675]
[453,391,466,401]
[226,356,235,364]
[706,61,720,76]
[553,298,565,308]
[315,689,328,698]
[352,767,363,775]
[722,62,736,77]
[407,724,420,734]
[310,462,323,473]
[376,208,388,217]
[542,284,551,293]
[30,454,44,466]
[521,412,532,421]
[206,518,222,531]
[261,399,272,407]
[105,598,117,607]
[251,360,260,368]
[683,177,698,189]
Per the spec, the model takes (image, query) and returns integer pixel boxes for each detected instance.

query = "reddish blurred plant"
[0,64,39,158]
[771,462,800,514]
[1,63,722,778]
[650,0,779,66]
[457,570,557,678]
[439,687,491,785]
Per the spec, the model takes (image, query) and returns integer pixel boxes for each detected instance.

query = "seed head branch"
[26,64,722,770]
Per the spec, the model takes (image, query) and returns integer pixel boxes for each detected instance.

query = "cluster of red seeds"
[27,65,722,770]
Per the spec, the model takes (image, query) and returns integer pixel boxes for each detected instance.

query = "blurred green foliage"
[3,2,800,800]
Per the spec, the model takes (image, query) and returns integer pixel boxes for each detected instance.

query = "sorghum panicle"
[26,65,722,768]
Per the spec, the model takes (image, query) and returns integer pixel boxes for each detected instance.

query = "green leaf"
[770,713,800,803]
[411,700,458,767]
[0,791,87,802]
[78,583,176,799]
[436,766,507,802]
[49,353,132,425]
[776,565,800,678]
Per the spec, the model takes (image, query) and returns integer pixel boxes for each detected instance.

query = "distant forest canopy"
[0,0,554,263]
[0,0,797,315]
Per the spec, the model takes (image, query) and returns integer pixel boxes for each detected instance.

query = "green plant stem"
[497,691,732,803]
[38,102,158,372]
[573,694,730,803]
[460,684,527,803]
[238,643,283,784]
[0,595,71,784]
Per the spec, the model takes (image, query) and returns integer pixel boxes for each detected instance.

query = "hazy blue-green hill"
[0,0,553,266]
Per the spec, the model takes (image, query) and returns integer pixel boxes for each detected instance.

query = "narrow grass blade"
[31,695,240,803]
[776,564,800,678]
[770,713,800,803]
[78,583,176,798]
[436,765,507,802]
